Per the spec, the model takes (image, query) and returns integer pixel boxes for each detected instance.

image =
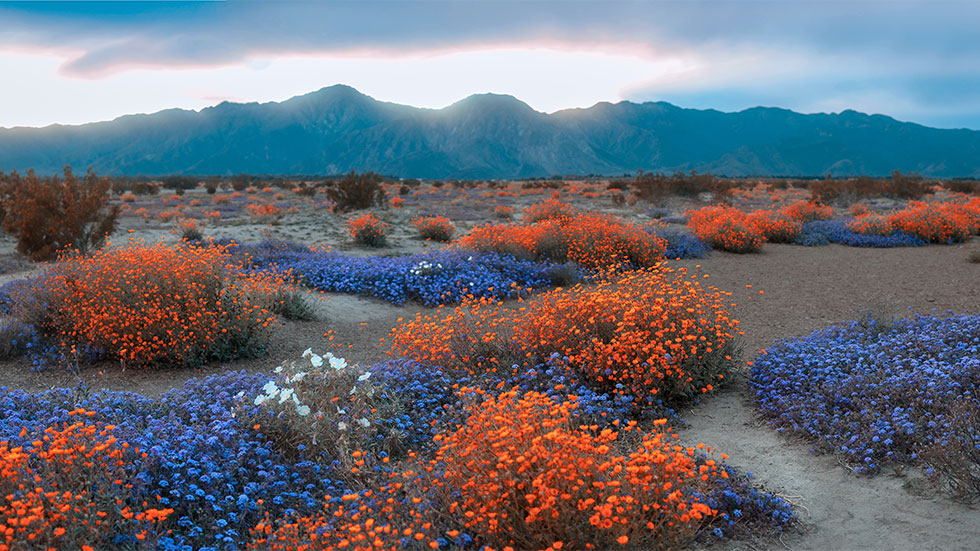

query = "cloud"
[0,1,978,129]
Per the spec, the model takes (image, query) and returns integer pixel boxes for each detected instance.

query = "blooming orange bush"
[887,200,980,242]
[412,216,455,242]
[248,390,723,551]
[120,192,137,203]
[459,211,666,269]
[389,196,404,209]
[435,390,720,551]
[846,214,893,236]
[494,205,514,219]
[0,410,172,551]
[18,240,286,368]
[347,213,389,247]
[781,201,833,223]
[746,210,802,243]
[390,266,739,406]
[523,197,576,223]
[246,202,284,218]
[687,206,764,253]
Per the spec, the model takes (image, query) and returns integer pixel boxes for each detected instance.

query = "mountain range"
[1,84,978,179]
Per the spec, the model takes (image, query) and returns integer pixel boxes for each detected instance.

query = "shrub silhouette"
[0,166,119,261]
[325,170,387,212]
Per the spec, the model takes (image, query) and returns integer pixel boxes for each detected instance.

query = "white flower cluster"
[409,260,443,277]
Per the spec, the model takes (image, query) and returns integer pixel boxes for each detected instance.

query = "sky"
[1,1,979,130]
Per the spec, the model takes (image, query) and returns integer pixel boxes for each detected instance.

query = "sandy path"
[673,243,980,551]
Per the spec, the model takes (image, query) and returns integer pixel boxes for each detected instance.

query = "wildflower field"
[0,173,977,550]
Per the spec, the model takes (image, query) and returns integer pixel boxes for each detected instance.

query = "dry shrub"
[0,167,119,261]
[920,398,980,503]
[325,170,387,212]
[631,171,734,203]
[810,171,930,204]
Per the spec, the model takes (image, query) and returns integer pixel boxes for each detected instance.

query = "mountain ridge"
[2,84,978,178]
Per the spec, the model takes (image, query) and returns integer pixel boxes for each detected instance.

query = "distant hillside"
[1,84,978,178]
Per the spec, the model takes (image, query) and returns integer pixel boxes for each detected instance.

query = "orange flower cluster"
[435,390,720,551]
[412,216,456,242]
[390,266,739,405]
[246,202,284,218]
[686,206,765,253]
[523,197,577,223]
[0,411,171,551]
[781,201,833,223]
[494,205,514,219]
[389,196,405,209]
[745,210,803,243]
[347,213,389,247]
[248,390,723,551]
[846,214,893,236]
[29,240,284,368]
[886,199,980,242]
[458,210,666,270]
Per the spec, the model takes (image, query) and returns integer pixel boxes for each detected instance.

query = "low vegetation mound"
[751,312,980,501]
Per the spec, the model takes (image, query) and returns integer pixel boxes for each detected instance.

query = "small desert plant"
[0,167,119,261]
[325,170,387,212]
[347,213,388,247]
[172,218,203,241]
[412,215,455,242]
[244,350,408,465]
[389,196,405,209]
[493,205,514,219]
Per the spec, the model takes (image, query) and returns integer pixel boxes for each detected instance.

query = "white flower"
[310,354,324,368]
[235,391,244,400]
[253,395,268,406]
[279,388,295,404]
[274,365,283,373]
[262,381,279,396]
[296,405,311,416]
[302,348,313,358]
[337,407,347,415]
[357,372,372,382]
[356,418,371,428]
[329,355,347,370]
[337,422,348,431]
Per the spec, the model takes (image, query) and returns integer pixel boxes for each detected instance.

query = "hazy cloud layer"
[1,0,979,128]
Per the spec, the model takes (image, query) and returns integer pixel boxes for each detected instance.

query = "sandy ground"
[0,187,978,550]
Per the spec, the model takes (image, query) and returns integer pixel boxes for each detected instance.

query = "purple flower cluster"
[217,240,583,305]
[793,219,927,248]
[750,313,980,474]
[645,227,712,259]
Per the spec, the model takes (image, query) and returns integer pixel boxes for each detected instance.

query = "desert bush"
[782,200,833,223]
[0,167,119,261]
[945,180,980,195]
[847,202,869,216]
[747,210,803,243]
[687,206,765,253]
[522,197,576,223]
[846,214,894,236]
[412,215,455,242]
[810,172,930,204]
[919,398,980,503]
[389,196,404,208]
[494,205,514,219]
[172,217,203,241]
[347,213,388,247]
[325,170,386,212]
[645,223,712,259]
[459,209,666,269]
[887,200,979,243]
[13,240,287,368]
[120,192,137,203]
[794,219,927,248]
[630,170,734,203]
[213,193,231,205]
[432,390,721,551]
[244,350,411,466]
[390,266,740,410]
